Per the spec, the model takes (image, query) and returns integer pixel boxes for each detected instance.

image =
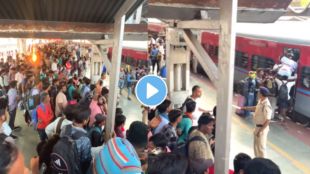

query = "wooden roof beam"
[0,19,147,39]
[177,20,220,30]
[182,29,219,83]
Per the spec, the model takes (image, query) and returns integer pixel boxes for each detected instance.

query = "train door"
[278,47,300,119]
[286,46,310,122]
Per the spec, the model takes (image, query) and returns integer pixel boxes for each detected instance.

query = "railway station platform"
[13,73,310,174]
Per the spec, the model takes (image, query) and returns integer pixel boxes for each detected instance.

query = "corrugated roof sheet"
[0,0,144,23]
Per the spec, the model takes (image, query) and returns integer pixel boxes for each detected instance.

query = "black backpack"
[173,136,206,157]
[180,97,195,112]
[278,81,288,101]
[39,118,65,174]
[50,125,85,174]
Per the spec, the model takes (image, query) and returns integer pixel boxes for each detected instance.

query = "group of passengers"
[0,84,282,174]
[0,42,282,174]
[148,35,166,78]
[118,64,149,100]
[239,49,299,123]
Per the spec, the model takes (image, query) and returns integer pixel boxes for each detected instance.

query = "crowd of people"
[237,49,299,123]
[0,41,282,174]
[148,35,166,78]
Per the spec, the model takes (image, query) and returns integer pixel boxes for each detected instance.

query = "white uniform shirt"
[254,98,272,126]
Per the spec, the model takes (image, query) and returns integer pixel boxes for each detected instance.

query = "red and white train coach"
[199,22,310,123]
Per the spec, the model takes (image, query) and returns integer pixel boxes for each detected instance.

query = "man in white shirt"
[0,108,15,143]
[182,85,209,126]
[51,58,58,72]
[15,69,24,85]
[7,81,19,130]
[101,73,109,89]
[55,82,68,117]
[3,70,9,88]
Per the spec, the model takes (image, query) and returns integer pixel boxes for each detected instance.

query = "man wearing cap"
[242,87,272,158]
[89,114,106,147]
[94,137,142,174]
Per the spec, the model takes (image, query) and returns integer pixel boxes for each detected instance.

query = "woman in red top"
[37,92,54,141]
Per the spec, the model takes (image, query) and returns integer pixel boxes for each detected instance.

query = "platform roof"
[0,0,146,39]
[0,0,143,23]
[146,0,292,23]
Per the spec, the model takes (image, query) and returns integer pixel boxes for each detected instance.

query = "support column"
[106,16,126,139]
[175,64,182,91]
[166,28,190,108]
[17,39,27,54]
[215,0,238,173]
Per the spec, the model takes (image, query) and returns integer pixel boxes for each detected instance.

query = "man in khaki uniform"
[242,87,272,158]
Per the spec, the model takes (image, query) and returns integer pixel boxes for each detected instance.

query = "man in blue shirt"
[150,45,160,74]
[81,78,91,99]
[154,99,172,134]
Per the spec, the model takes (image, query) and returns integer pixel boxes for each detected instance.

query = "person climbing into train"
[274,49,298,80]
[242,71,259,117]
[274,75,295,121]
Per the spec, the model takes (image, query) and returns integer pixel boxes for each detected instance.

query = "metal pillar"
[106,16,126,139]
[215,0,238,173]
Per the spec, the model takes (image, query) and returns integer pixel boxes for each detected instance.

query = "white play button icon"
[146,83,159,99]
[136,75,167,107]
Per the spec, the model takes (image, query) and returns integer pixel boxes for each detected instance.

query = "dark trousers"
[37,129,48,141]
[152,59,160,74]
[8,108,17,129]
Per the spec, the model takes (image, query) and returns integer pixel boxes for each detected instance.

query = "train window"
[235,51,249,69]
[283,48,300,62]
[251,55,275,70]
[301,67,310,89]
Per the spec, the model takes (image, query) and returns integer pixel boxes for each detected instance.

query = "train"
[108,41,148,67]
[198,21,310,124]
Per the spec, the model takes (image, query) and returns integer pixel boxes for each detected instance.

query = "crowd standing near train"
[237,49,299,124]
[201,30,310,128]
[0,41,283,174]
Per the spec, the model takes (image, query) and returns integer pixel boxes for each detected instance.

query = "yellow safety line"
[232,116,310,174]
